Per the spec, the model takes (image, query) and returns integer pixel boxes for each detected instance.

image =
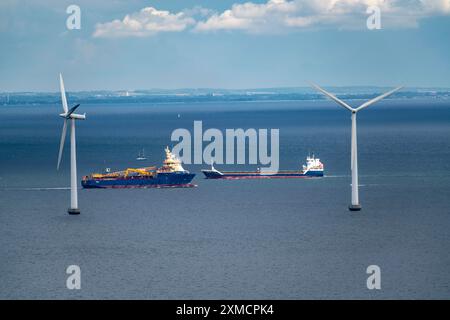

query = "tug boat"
[202,155,324,179]
[82,147,195,188]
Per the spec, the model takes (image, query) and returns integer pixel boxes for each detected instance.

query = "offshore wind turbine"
[311,84,402,211]
[57,74,86,215]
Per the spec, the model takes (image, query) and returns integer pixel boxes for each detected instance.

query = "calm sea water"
[0,99,449,299]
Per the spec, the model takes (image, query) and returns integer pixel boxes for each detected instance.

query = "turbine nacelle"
[59,103,85,120]
[59,112,86,120]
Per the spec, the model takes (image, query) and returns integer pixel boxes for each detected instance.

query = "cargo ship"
[82,147,195,188]
[202,155,324,179]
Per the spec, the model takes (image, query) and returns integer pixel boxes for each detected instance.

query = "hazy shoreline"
[1,88,450,106]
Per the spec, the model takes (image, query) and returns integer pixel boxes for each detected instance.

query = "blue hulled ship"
[82,147,195,189]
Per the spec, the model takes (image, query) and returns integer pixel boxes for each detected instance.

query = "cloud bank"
[93,0,450,37]
[93,7,196,38]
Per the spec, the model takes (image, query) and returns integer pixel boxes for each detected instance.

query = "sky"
[0,0,450,91]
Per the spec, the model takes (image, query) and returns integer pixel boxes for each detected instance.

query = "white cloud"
[194,0,450,33]
[92,1,450,37]
[93,7,196,38]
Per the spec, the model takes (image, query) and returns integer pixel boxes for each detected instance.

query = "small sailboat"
[136,149,147,161]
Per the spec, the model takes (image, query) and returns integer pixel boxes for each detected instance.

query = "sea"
[0,99,449,299]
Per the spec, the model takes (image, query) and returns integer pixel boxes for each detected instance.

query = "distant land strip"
[1,87,449,105]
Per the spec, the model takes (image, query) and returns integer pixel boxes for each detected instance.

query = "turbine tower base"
[349,204,362,211]
[68,208,80,215]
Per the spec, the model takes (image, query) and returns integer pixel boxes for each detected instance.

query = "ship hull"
[82,172,196,189]
[202,170,323,179]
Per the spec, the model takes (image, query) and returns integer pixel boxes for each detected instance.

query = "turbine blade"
[59,73,68,113]
[57,119,67,170]
[355,86,403,112]
[310,83,354,112]
[66,104,80,118]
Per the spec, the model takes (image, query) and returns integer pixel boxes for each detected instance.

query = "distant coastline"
[1,87,449,105]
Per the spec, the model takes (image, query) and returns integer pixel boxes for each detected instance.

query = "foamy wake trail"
[324,175,349,178]
[1,187,71,191]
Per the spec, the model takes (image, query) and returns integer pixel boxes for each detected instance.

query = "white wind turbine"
[311,84,402,211]
[57,74,86,215]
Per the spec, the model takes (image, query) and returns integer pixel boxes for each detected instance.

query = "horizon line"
[2,85,450,94]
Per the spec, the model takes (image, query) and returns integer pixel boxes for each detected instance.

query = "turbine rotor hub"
[59,113,86,120]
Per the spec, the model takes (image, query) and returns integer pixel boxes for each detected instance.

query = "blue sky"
[1,0,449,91]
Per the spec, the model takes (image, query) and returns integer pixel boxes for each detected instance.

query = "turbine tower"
[57,74,86,215]
[311,84,402,211]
